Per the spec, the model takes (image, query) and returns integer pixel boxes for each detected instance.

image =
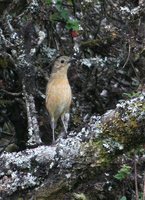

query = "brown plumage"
[45,56,72,143]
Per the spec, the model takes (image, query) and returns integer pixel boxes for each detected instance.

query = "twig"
[134,153,139,200]
[0,131,14,137]
[129,60,140,83]
[36,90,46,99]
[123,42,131,68]
[71,0,76,16]
[0,89,21,96]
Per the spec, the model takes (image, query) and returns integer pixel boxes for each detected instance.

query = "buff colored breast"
[46,77,72,122]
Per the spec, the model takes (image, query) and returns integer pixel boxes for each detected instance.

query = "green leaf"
[66,19,79,31]
[56,0,62,4]
[114,165,131,181]
[120,196,127,200]
[46,0,52,5]
[114,173,124,181]
[46,0,79,32]
[60,9,69,20]
[56,0,63,11]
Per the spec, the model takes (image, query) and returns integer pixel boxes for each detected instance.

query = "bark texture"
[1,94,145,199]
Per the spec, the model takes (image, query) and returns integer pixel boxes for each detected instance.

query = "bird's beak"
[68,58,76,64]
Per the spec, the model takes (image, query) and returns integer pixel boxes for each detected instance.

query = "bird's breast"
[47,77,72,99]
[46,77,72,118]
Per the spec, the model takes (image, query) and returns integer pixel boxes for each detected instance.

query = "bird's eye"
[61,60,64,63]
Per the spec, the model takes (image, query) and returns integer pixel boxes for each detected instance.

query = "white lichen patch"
[21,173,38,188]
[4,151,32,169]
[0,145,57,194]
[55,114,103,169]
[120,6,130,13]
[1,145,56,170]
[1,171,38,194]
[84,0,93,2]
[116,94,145,121]
[35,145,56,164]
[81,56,121,69]
[131,6,140,15]
[68,115,102,141]
[88,115,102,138]
[65,173,71,179]
[81,57,107,68]
[42,46,57,59]
[56,137,81,168]
[0,146,56,195]
[103,138,124,153]
[57,138,81,158]
[38,31,46,45]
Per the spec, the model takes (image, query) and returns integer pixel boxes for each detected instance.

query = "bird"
[45,56,72,143]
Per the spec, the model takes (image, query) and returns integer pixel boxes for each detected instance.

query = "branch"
[23,84,41,145]
[0,89,21,96]
[1,93,145,199]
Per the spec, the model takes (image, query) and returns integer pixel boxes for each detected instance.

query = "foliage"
[114,165,131,181]
[46,0,52,4]
[139,192,143,200]
[120,196,127,200]
[46,0,79,31]
[123,92,141,99]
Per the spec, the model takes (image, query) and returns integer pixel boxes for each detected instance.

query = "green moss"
[0,57,9,68]
[83,98,145,165]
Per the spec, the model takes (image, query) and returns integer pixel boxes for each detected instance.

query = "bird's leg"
[50,118,56,144]
[61,113,70,138]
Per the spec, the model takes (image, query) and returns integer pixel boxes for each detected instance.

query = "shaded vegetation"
[1,0,145,199]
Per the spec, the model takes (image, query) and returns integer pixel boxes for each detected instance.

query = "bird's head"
[52,56,74,74]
